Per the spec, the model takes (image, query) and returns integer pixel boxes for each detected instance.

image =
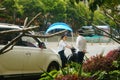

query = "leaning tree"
[71,0,120,44]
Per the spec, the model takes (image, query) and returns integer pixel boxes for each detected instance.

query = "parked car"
[80,26,95,36]
[0,23,62,79]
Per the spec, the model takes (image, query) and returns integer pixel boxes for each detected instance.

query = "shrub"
[55,74,95,80]
[83,48,120,80]
[83,48,120,73]
[40,62,95,80]
[55,74,79,80]
[83,54,112,73]
[105,48,120,60]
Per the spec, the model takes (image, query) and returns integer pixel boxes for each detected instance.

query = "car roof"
[0,23,21,29]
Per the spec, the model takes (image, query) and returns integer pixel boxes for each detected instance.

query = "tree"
[89,0,120,43]
[73,0,120,44]
[64,0,93,31]
[1,0,24,24]
[0,0,119,44]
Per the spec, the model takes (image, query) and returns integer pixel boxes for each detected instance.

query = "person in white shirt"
[76,29,87,64]
[58,35,72,67]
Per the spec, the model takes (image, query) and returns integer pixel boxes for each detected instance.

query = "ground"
[46,42,119,58]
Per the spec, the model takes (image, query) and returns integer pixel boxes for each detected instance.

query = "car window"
[0,35,8,45]
[0,33,18,45]
[21,36,38,47]
[0,27,46,48]
[0,27,20,45]
[0,34,46,48]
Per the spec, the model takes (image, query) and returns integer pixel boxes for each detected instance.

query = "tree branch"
[0,12,68,54]
[92,24,120,44]
[1,41,16,54]
[79,16,120,44]
[0,13,41,54]
[26,13,41,27]
[25,30,67,38]
[0,34,23,54]
[102,8,120,26]
[0,26,39,35]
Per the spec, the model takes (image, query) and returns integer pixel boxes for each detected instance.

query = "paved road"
[46,42,119,58]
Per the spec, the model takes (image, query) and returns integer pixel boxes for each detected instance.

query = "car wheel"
[47,61,60,72]
[0,76,4,80]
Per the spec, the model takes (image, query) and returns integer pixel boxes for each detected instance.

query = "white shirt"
[76,35,86,52]
[58,40,67,52]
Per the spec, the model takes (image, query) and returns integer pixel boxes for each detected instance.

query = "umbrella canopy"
[45,22,73,34]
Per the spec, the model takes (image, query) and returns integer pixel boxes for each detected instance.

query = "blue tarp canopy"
[45,22,73,34]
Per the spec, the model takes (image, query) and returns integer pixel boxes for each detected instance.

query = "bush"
[55,74,79,80]
[40,62,95,80]
[105,48,120,60]
[83,55,112,73]
[83,48,120,73]
[82,48,120,80]
[55,74,95,80]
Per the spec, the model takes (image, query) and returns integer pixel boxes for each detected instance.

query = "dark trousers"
[77,51,85,64]
[58,50,67,67]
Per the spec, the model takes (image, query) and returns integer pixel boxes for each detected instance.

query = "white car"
[0,23,62,79]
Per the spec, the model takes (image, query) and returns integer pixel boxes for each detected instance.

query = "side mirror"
[39,42,46,49]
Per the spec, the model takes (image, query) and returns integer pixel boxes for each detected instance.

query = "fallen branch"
[0,26,39,35]
[1,39,16,54]
[25,30,67,38]
[0,12,68,54]
[0,13,41,54]
[0,34,23,54]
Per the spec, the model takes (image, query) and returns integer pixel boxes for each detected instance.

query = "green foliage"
[92,70,120,80]
[2,0,23,16]
[96,71,108,80]
[39,70,58,80]
[93,10,109,25]
[39,62,92,80]
[109,70,120,80]
[0,0,119,39]
[89,0,105,12]
[88,0,120,12]
[113,61,119,68]
[88,0,120,35]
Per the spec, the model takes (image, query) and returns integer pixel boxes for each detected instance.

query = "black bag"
[67,47,77,62]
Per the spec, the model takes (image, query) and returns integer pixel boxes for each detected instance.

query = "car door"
[0,34,24,75]
[0,46,24,75]
[21,36,46,74]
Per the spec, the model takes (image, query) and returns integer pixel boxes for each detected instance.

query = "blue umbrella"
[45,22,74,44]
[45,22,73,34]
